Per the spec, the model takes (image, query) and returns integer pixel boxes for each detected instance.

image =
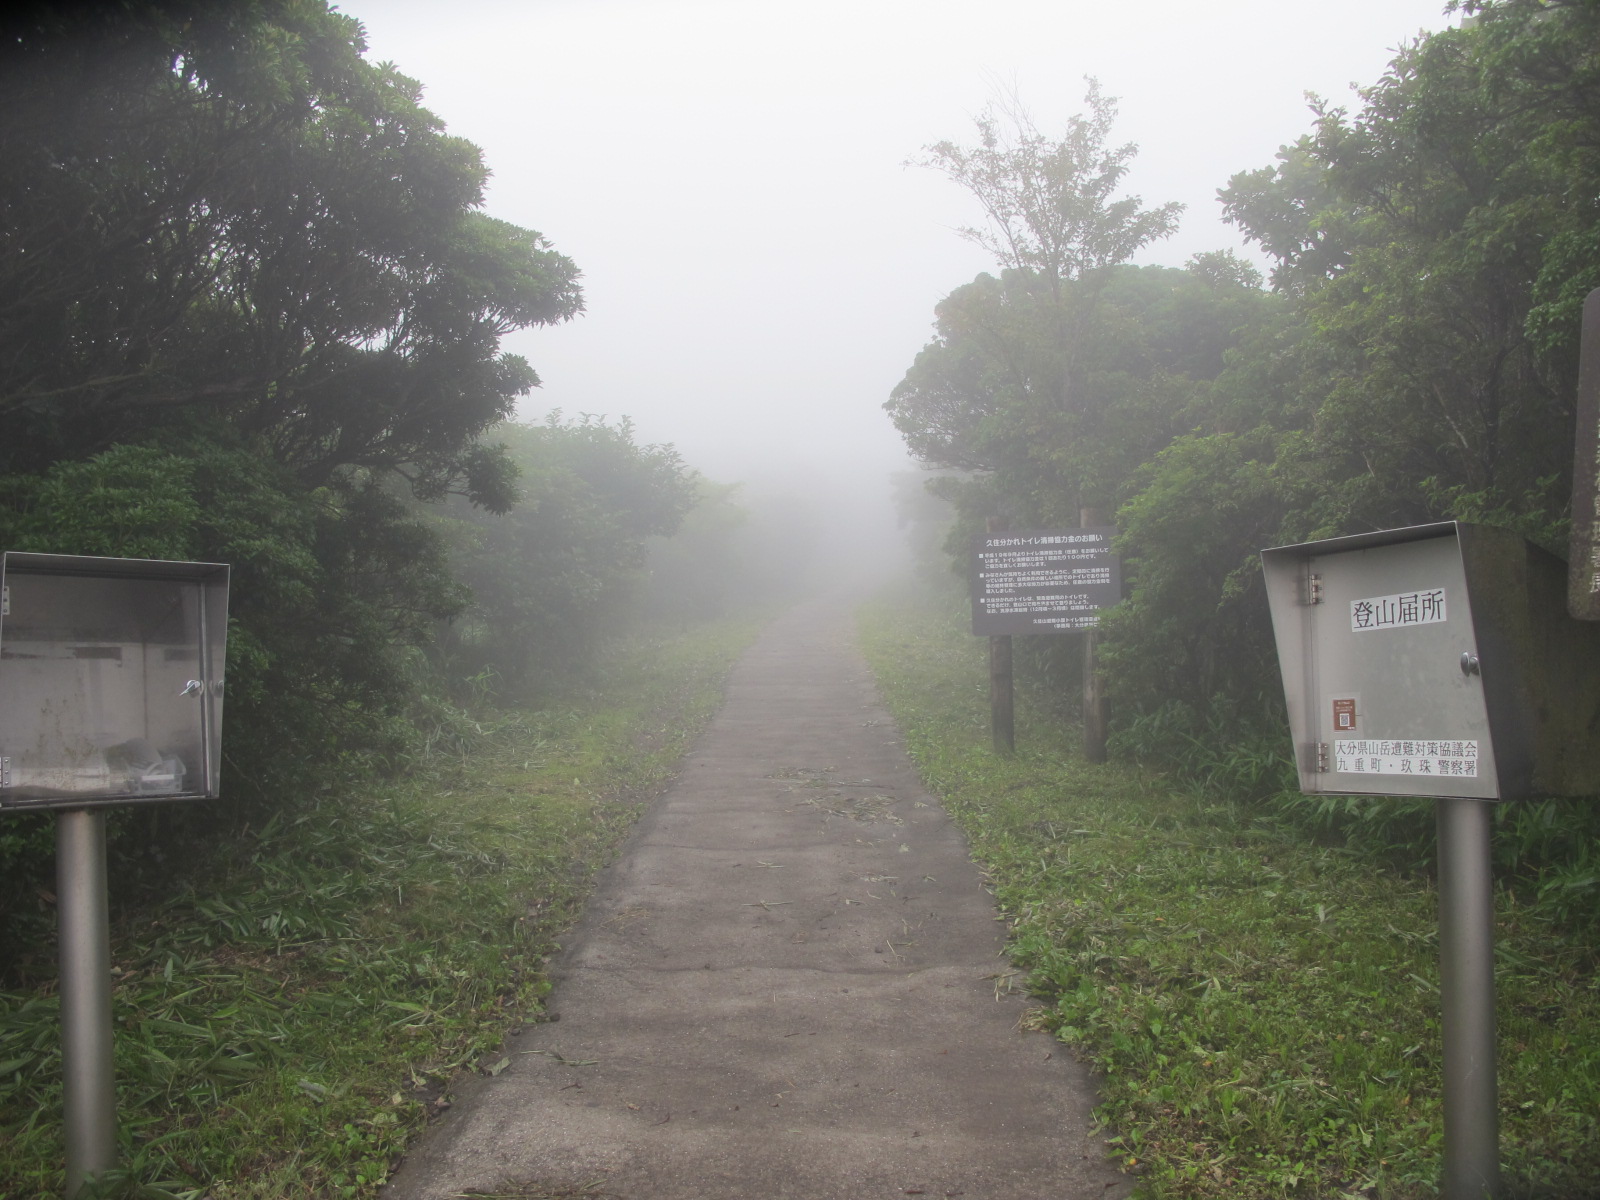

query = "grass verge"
[857,588,1599,1199]
[0,616,762,1199]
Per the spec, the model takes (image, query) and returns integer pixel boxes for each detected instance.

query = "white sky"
[353,0,1451,544]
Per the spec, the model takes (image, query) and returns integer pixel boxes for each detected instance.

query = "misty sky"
[354,0,1453,530]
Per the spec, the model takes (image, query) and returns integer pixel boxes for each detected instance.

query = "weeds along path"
[383,597,1129,1200]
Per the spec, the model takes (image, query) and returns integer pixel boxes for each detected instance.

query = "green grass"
[857,587,1600,1200]
[0,617,762,1199]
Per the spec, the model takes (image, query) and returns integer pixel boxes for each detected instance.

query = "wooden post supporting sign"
[985,517,1015,755]
[1079,507,1110,763]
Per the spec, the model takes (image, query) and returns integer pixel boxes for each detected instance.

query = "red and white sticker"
[1332,698,1357,732]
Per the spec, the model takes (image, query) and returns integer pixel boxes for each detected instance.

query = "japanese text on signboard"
[1350,588,1447,633]
[971,529,1120,636]
[1334,739,1479,778]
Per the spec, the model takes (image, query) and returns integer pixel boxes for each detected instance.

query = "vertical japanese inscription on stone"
[1568,288,1600,620]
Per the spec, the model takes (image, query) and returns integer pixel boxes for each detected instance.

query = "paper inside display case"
[0,554,227,811]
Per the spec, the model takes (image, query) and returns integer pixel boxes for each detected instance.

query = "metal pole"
[1436,797,1500,1199]
[57,808,117,1198]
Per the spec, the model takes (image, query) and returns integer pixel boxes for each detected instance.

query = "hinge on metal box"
[0,757,10,789]
[1,584,7,617]
[1307,742,1329,773]
[1305,572,1324,606]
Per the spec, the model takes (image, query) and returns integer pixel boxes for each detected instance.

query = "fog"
[354,0,1454,590]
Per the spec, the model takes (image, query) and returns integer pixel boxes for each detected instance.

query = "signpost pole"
[990,633,1014,755]
[1082,633,1107,763]
[57,808,117,1198]
[1436,796,1500,1198]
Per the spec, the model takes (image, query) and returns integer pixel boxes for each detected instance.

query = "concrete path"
[384,599,1130,1200]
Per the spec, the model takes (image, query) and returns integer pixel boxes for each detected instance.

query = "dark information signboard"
[971,528,1120,636]
[1569,288,1600,620]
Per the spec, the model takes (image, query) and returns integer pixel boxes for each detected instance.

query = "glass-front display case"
[0,553,228,811]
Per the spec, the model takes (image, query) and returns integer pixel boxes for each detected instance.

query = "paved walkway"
[384,599,1130,1200]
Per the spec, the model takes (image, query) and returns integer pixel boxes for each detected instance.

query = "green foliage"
[432,415,700,697]
[1220,0,1599,536]
[0,0,580,490]
[886,260,1285,526]
[0,446,199,559]
[642,479,754,622]
[0,0,587,901]
[0,439,465,804]
[1108,696,1295,805]
[892,0,1600,861]
[887,257,1293,715]
[860,592,1600,1199]
[0,440,478,960]
[1099,430,1297,718]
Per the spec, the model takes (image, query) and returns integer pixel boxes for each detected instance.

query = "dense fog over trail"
[5,5,1600,1195]
[354,0,1453,553]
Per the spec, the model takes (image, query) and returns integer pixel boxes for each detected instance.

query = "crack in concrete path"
[383,598,1132,1200]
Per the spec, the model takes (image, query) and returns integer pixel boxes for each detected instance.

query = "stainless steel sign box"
[1262,521,1600,802]
[0,552,228,812]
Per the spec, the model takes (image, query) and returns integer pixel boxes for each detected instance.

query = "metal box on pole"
[0,552,229,1198]
[1262,520,1600,1199]
[0,552,229,811]
[1262,521,1600,802]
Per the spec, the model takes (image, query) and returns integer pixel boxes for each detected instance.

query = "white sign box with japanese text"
[1262,523,1600,801]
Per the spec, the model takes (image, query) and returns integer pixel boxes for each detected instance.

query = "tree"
[886,260,1281,532]
[0,0,581,506]
[433,416,699,695]
[0,0,585,804]
[896,84,1189,532]
[1107,0,1600,739]
[893,89,1297,732]
[642,479,753,622]
[912,81,1183,299]
[1220,0,1600,544]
